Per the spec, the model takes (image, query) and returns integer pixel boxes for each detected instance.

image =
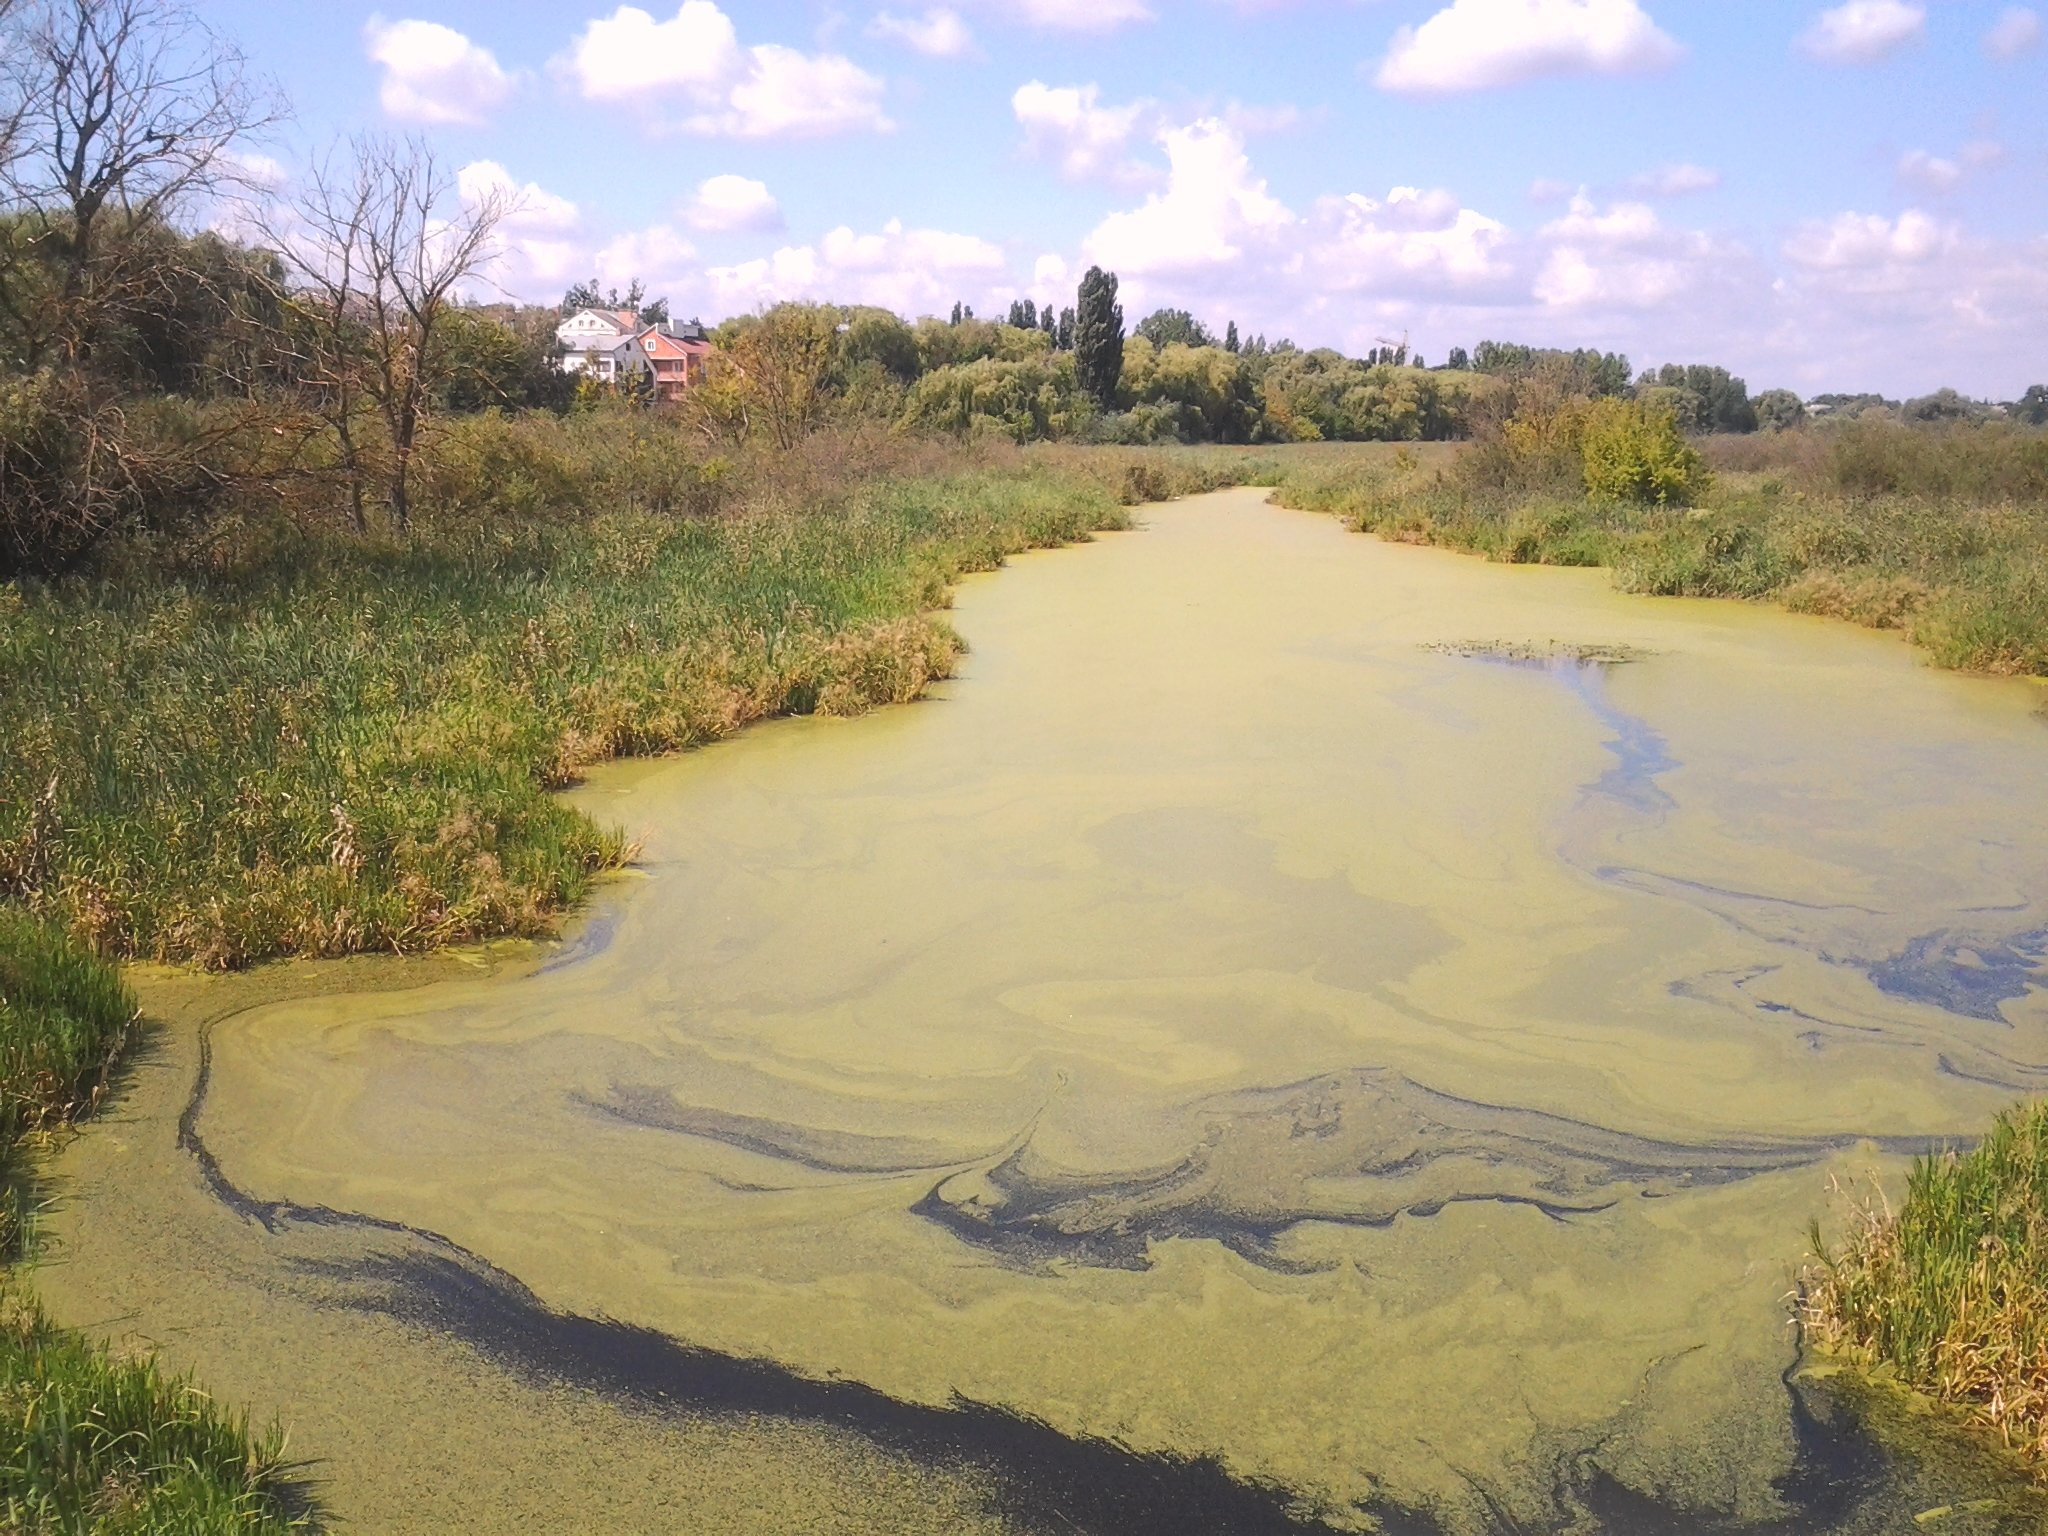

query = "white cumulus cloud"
[1783,209,1952,270]
[565,3,889,137]
[707,219,1006,314]
[684,174,784,233]
[364,16,517,125]
[1627,162,1721,197]
[1375,0,1684,94]
[1984,5,2041,57]
[868,7,978,57]
[1013,82,1158,186]
[458,162,585,294]
[1084,119,1292,276]
[1796,1,1924,64]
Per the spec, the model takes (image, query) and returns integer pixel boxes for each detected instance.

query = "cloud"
[458,162,585,294]
[564,3,889,137]
[868,7,978,56]
[1796,1,1924,64]
[1782,209,1953,270]
[971,0,1154,30]
[364,16,516,125]
[1374,0,1684,94]
[706,219,1006,314]
[595,224,701,299]
[1896,142,2003,195]
[1626,162,1721,197]
[1083,119,1293,276]
[1013,82,1159,185]
[684,174,784,233]
[1984,5,2041,58]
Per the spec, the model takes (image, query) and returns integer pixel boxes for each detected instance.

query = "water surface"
[42,488,2048,1531]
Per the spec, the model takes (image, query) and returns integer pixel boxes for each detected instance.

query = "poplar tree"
[1073,266,1123,409]
[1056,306,1075,350]
[1225,320,1239,353]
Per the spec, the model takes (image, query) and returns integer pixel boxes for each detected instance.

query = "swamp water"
[35,486,2048,1533]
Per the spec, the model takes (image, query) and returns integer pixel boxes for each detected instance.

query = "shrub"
[1580,398,1712,506]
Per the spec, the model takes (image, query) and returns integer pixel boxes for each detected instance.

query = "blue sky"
[207,0,2047,396]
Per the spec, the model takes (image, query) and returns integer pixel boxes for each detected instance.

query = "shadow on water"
[168,1020,2006,1536]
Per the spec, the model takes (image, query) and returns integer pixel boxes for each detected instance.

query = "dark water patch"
[533,907,619,975]
[913,1069,1946,1275]
[1864,928,2048,1024]
[1444,651,1676,816]
[574,1084,997,1175]
[175,1016,1970,1533]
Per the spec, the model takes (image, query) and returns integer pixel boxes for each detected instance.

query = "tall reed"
[1805,1100,2048,1475]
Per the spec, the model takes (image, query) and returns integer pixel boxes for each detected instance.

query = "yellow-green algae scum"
[33,487,2048,1532]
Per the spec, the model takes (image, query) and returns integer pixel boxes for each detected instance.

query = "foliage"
[1074,265,1124,410]
[0,1285,307,1533]
[1133,308,1215,350]
[899,352,1091,442]
[1754,388,1806,433]
[1471,341,1632,398]
[1804,1100,2048,1474]
[1579,397,1712,505]
[1637,363,1757,433]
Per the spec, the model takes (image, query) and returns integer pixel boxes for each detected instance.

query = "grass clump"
[0,1286,306,1533]
[0,910,135,1255]
[1805,1100,2048,1472]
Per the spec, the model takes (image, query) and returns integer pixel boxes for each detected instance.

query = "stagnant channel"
[36,487,2048,1532]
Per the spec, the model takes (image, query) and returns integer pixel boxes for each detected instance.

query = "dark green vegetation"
[0,1286,304,1533]
[1805,1100,2048,1475]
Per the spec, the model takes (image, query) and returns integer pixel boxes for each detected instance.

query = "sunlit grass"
[1805,1100,2048,1476]
[0,433,1152,968]
[0,1286,307,1533]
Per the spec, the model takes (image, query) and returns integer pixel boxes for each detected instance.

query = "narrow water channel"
[38,488,2048,1532]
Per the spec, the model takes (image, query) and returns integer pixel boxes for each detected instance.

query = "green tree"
[1134,308,1214,350]
[1055,306,1074,350]
[2015,385,2048,427]
[1753,388,1805,433]
[1224,321,1238,353]
[1446,346,1470,371]
[1074,266,1123,410]
[1646,363,1755,432]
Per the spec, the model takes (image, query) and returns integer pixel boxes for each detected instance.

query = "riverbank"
[1252,421,2048,679]
[0,426,1237,1530]
[1805,1099,2048,1482]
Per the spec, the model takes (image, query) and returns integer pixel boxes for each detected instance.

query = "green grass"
[0,1286,306,1533]
[0,424,1174,969]
[0,909,135,1256]
[1805,1099,2048,1473]
[1262,424,2048,677]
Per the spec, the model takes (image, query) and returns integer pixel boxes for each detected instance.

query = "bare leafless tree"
[277,136,510,530]
[0,0,278,367]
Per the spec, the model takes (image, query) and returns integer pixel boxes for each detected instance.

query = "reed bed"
[0,1286,305,1533]
[1804,1100,2048,1476]
[0,422,1202,970]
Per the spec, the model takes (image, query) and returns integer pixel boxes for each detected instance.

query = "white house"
[556,308,649,381]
